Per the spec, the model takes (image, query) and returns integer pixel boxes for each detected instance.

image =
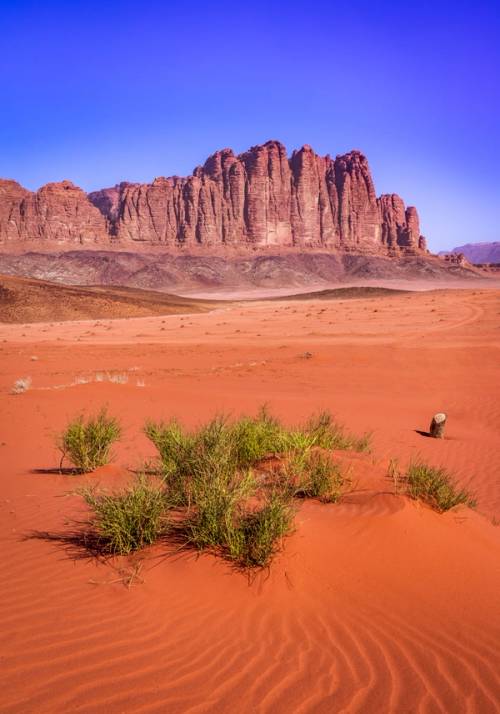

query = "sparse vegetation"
[292,451,350,503]
[301,412,371,453]
[95,372,129,384]
[81,477,168,554]
[225,492,296,567]
[60,407,367,569]
[145,408,370,480]
[58,408,121,473]
[406,460,476,512]
[388,458,401,494]
[11,376,32,394]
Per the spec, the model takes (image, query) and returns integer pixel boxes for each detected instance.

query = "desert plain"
[0,283,499,713]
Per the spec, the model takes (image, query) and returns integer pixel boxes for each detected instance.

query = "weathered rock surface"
[0,251,481,293]
[0,141,427,255]
[0,179,108,245]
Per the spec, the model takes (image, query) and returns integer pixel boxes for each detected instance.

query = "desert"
[2,1,500,711]
[1,282,499,713]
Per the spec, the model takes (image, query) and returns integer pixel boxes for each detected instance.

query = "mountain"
[441,242,500,264]
[0,141,427,256]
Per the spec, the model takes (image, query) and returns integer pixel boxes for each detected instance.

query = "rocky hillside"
[441,242,500,264]
[0,141,427,256]
[0,251,481,293]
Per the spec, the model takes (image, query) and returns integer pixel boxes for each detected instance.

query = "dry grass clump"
[58,408,121,473]
[406,460,476,512]
[11,376,32,394]
[81,477,168,554]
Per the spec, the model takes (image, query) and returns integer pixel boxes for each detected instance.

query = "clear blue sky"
[1,0,499,251]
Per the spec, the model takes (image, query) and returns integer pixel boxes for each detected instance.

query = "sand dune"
[0,287,499,712]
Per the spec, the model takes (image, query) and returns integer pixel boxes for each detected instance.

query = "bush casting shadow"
[31,407,368,572]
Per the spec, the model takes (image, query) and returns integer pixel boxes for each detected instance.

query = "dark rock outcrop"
[0,141,427,255]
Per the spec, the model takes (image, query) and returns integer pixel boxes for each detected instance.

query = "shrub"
[302,412,371,453]
[227,492,295,567]
[58,409,121,473]
[186,461,255,550]
[145,416,237,506]
[406,460,476,512]
[139,409,366,568]
[292,451,349,503]
[145,408,370,483]
[81,477,168,554]
[144,418,195,479]
[229,406,286,465]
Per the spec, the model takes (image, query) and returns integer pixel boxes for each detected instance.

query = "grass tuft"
[302,411,371,453]
[58,408,121,473]
[227,492,295,567]
[229,406,286,465]
[291,451,350,503]
[145,407,370,482]
[406,460,476,512]
[81,476,168,554]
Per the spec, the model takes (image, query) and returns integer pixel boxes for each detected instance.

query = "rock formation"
[439,242,500,265]
[0,141,427,255]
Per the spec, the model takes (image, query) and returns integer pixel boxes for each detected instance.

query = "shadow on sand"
[30,467,83,475]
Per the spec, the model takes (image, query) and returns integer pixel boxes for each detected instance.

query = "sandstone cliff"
[0,141,427,255]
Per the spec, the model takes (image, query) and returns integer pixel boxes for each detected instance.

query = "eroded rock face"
[0,141,427,254]
[0,179,108,245]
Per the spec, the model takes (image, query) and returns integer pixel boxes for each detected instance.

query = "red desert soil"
[0,287,499,713]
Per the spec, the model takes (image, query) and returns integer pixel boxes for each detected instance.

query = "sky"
[1,0,499,251]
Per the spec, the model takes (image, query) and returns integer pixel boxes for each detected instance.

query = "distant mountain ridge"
[440,242,500,264]
[0,140,427,256]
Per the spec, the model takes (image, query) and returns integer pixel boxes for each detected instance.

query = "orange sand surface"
[1,288,499,712]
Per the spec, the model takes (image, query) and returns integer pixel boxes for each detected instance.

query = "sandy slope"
[0,273,217,323]
[0,288,499,713]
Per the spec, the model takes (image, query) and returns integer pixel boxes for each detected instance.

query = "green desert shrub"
[58,408,121,473]
[145,408,369,478]
[144,418,197,504]
[140,409,366,568]
[292,451,349,503]
[227,492,295,567]
[406,460,476,512]
[81,476,169,554]
[145,416,239,506]
[301,411,371,453]
[229,406,287,465]
[186,461,255,550]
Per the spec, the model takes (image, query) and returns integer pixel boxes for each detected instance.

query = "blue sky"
[1,0,499,250]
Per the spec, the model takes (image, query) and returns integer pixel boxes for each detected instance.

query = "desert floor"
[0,287,499,713]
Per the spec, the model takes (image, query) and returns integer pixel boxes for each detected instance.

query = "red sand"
[0,288,499,712]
